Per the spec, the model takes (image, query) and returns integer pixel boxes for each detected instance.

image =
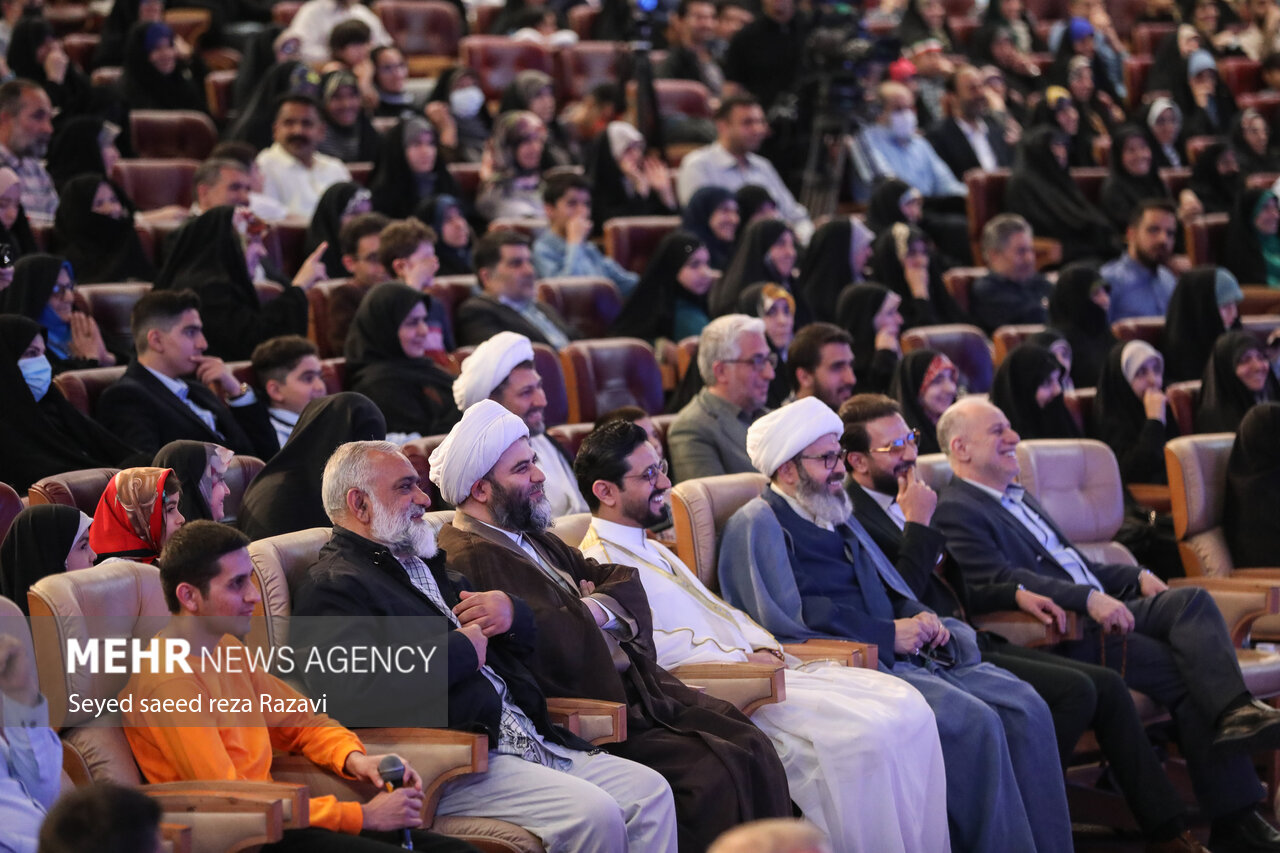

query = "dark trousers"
[1056,585,1264,818]
[262,827,480,852]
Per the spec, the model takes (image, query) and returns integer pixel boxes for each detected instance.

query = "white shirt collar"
[590,515,653,555]
[269,407,300,426]
[142,364,189,397]
[960,475,1011,503]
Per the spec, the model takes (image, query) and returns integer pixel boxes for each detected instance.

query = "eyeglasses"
[798,452,843,470]
[624,458,668,487]
[870,429,921,453]
[50,280,75,295]
[724,352,779,371]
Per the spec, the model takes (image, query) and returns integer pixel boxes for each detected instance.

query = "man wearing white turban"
[452,331,588,516]
[719,398,1074,853]
[432,400,795,852]
[575,416,950,853]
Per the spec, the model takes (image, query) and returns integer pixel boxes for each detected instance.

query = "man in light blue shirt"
[1100,199,1179,322]
[531,174,639,298]
[853,81,967,201]
[0,630,62,853]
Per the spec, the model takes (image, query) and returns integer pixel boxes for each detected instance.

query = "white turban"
[429,399,530,505]
[452,332,535,410]
[747,397,844,476]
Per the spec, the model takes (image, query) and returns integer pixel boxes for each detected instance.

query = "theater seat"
[204,69,237,124]
[559,338,664,423]
[901,324,994,393]
[649,79,714,120]
[428,275,478,335]
[111,159,199,212]
[1242,314,1280,343]
[306,279,350,358]
[941,266,983,317]
[992,324,1045,365]
[1239,91,1280,123]
[1110,315,1165,345]
[1159,166,1191,198]
[90,66,122,89]
[454,341,569,426]
[1184,213,1229,267]
[63,32,99,71]
[535,276,623,339]
[79,283,150,358]
[1184,135,1224,166]
[567,5,598,39]
[52,365,127,417]
[555,41,622,104]
[669,472,769,590]
[603,216,681,274]
[373,0,463,77]
[1123,56,1154,110]
[1166,379,1201,435]
[1070,167,1109,206]
[27,468,119,514]
[546,422,594,460]
[488,217,545,238]
[129,110,218,160]
[1218,57,1260,98]
[1131,21,1175,55]
[446,162,482,207]
[1240,286,1280,316]
[272,0,301,25]
[265,222,307,279]
[402,434,448,508]
[0,481,22,542]
[459,36,554,101]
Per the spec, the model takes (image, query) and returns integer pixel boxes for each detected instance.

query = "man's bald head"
[935,395,987,457]
[937,396,1022,489]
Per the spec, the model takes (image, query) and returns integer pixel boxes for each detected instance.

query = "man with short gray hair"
[970,213,1054,335]
[668,313,776,481]
[0,79,55,223]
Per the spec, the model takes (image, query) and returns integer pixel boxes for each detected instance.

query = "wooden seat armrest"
[143,785,286,848]
[671,662,785,716]
[972,610,1081,647]
[159,823,191,853]
[783,639,878,669]
[1128,483,1173,513]
[1169,578,1280,646]
[145,780,306,828]
[545,697,628,746]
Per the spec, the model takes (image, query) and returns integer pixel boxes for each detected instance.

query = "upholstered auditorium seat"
[1184,214,1229,267]
[1166,380,1201,435]
[27,468,118,514]
[129,111,218,160]
[447,163,482,206]
[1123,56,1154,110]
[402,434,448,508]
[535,277,622,339]
[901,324,994,393]
[373,0,463,77]
[0,481,22,542]
[78,283,150,357]
[1070,167,1109,206]
[1219,57,1260,97]
[111,159,199,212]
[204,69,237,124]
[992,324,1046,365]
[454,341,569,426]
[459,36,554,100]
[52,365,127,417]
[1062,387,1095,435]
[554,41,622,103]
[1111,316,1165,346]
[603,216,681,274]
[1130,21,1175,54]
[1184,135,1224,166]
[559,338,663,423]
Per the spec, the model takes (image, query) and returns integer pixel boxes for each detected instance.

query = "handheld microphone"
[377,755,413,850]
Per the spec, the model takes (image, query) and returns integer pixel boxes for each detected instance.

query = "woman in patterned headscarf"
[88,467,184,564]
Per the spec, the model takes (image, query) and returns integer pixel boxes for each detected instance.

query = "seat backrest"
[1184,213,1229,267]
[1131,21,1175,54]
[560,338,664,423]
[322,357,346,393]
[1069,167,1110,205]
[1123,55,1154,110]
[1240,287,1280,316]
[265,222,307,280]
[1242,314,1280,345]
[1015,438,1134,564]
[1159,166,1191,198]
[307,279,352,358]
[110,159,199,211]
[28,468,119,514]
[602,216,681,274]
[129,110,218,160]
[1219,56,1260,97]
[941,266,984,316]
[551,512,592,548]
[900,324,995,393]
[1166,379,1201,435]
[458,36,554,100]
[63,32,100,71]
[992,323,1046,365]
[79,283,150,359]
[914,452,954,491]
[567,3,598,38]
[402,434,449,509]
[0,481,20,542]
[1165,432,1235,577]
[245,528,332,656]
[1185,134,1225,166]
[1062,386,1095,434]
[669,472,768,590]
[553,41,621,103]
[963,168,1009,261]
[536,276,623,339]
[1239,91,1280,123]
[52,364,127,417]
[373,0,462,57]
[446,163,482,206]
[204,69,237,124]
[650,79,713,120]
[224,455,264,523]
[1110,315,1164,345]
[427,275,479,335]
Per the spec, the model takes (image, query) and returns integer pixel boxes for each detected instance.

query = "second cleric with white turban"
[453,332,588,516]
[719,398,1075,853]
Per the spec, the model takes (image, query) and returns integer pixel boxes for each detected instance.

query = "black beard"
[488,477,552,534]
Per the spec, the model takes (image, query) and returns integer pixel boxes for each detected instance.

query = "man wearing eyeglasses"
[719,396,1074,853]
[842,394,1213,853]
[668,314,776,482]
[575,418,951,853]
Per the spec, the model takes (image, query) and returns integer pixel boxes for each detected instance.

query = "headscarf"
[0,504,89,617]
[711,218,793,317]
[2,254,76,365]
[94,0,147,69]
[153,440,232,523]
[585,121,670,229]
[237,393,387,539]
[0,314,137,492]
[317,69,381,163]
[343,282,460,436]
[897,0,954,53]
[796,218,863,321]
[1230,108,1280,174]
[866,179,920,234]
[868,223,965,328]
[1092,340,1179,483]
[1143,97,1186,170]
[0,167,36,260]
[990,343,1081,439]
[1224,402,1280,567]
[226,61,322,150]
[888,348,956,455]
[370,117,459,219]
[681,186,736,271]
[835,282,897,391]
[1099,124,1171,233]
[45,117,118,192]
[500,70,573,169]
[89,467,177,564]
[487,110,544,180]
[1188,142,1242,216]
[1047,262,1115,388]
[305,182,369,279]
[745,397,843,476]
[426,65,492,163]
[1196,330,1280,433]
[53,174,155,284]
[7,17,94,114]
[610,230,707,342]
[1005,126,1114,263]
[418,193,472,276]
[1163,265,1241,382]
[121,21,205,111]
[1223,187,1280,286]
[735,186,776,234]
[428,398,528,506]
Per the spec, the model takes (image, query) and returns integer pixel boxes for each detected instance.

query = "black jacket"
[925,116,1015,181]
[292,525,595,751]
[454,294,580,348]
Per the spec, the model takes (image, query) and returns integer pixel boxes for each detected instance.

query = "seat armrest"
[1169,577,1280,646]
[160,822,191,853]
[143,784,287,851]
[145,780,307,828]
[783,639,878,669]
[972,611,1081,647]
[670,662,785,716]
[1128,483,1173,513]
[545,697,628,746]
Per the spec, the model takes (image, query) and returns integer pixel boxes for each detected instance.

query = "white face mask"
[889,108,918,141]
[18,353,51,401]
[449,86,485,119]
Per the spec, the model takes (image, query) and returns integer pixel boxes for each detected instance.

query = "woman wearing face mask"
[1164,265,1244,382]
[0,504,94,618]
[868,222,967,328]
[344,282,460,440]
[419,194,474,276]
[425,65,492,165]
[681,186,739,271]
[795,217,875,321]
[1093,339,1180,484]
[1188,142,1242,216]
[836,282,904,394]
[1224,402,1280,568]
[89,467,185,565]
[475,110,548,220]
[2,255,116,372]
[500,70,575,168]
[710,218,800,320]
[152,441,235,524]
[370,117,461,219]
[1047,262,1116,388]
[1230,107,1280,172]
[889,348,959,454]
[0,167,36,262]
[305,182,372,279]
[586,121,677,233]
[316,69,380,163]
[152,206,317,360]
[1196,330,1280,432]
[52,174,155,285]
[990,342,1082,439]
[611,230,715,343]
[0,315,137,493]
[120,20,206,112]
[1224,187,1280,287]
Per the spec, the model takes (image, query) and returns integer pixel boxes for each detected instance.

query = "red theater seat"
[603,216,681,274]
[536,277,623,339]
[555,41,622,104]
[1111,316,1165,346]
[129,110,218,160]
[52,365,127,417]
[28,468,118,515]
[111,159,199,211]
[1167,380,1201,435]
[901,324,994,393]
[79,282,150,358]
[373,0,462,77]
[0,481,21,541]
[560,338,664,424]
[459,36,554,101]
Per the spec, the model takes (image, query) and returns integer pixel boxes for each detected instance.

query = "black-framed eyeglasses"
[870,430,921,453]
[798,452,843,470]
[724,352,779,371]
[624,458,668,487]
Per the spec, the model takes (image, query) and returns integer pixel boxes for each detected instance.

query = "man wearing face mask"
[926,65,1017,180]
[853,81,967,202]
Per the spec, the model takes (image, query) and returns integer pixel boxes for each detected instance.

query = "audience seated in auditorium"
[369,45,422,119]
[746,283,795,408]
[53,174,156,285]
[889,348,958,454]
[476,110,548,221]
[8,19,98,125]
[711,218,799,320]
[190,156,254,217]
[532,174,640,298]
[855,81,967,210]
[1178,49,1239,137]
[656,0,725,96]
[585,121,678,230]
[1047,262,1116,387]
[500,70,577,169]
[456,231,578,349]
[610,230,714,343]
[720,0,805,119]
[250,335,330,451]
[255,94,352,220]
[1093,339,1180,485]
[971,214,1054,335]
[93,0,168,70]
[152,440,233,524]
[289,0,391,66]
[425,66,492,166]
[1101,199,1180,322]
[927,65,1017,179]
[836,282,903,396]
[44,116,121,194]
[0,504,93,617]
[2,254,116,372]
[1231,107,1280,173]
[317,69,380,164]
[1188,141,1243,216]
[421,194,473,276]
[1224,401,1280,568]
[319,212,389,354]
[0,80,55,225]
[869,222,966,328]
[369,117,460,220]
[89,465,184,564]
[681,186,739,271]
[1196,329,1280,432]
[1007,126,1117,263]
[784,322,856,411]
[991,342,1081,439]
[377,217,454,341]
[307,181,373,280]
[795,217,873,322]
[1163,266,1243,383]
[1099,126,1197,237]
[1224,187,1280,287]
[227,61,323,153]
[120,21,206,113]
[1143,97,1188,170]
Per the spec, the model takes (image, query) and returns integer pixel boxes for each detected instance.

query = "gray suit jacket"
[667,389,764,482]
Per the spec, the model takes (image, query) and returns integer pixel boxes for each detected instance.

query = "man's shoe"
[1213,700,1280,753]
[1145,830,1210,852]
[1208,811,1280,852]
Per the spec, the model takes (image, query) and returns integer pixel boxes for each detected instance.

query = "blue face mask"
[18,353,52,401]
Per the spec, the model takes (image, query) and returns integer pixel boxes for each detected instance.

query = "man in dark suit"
[840,393,1210,853]
[934,395,1280,853]
[454,231,579,350]
[97,289,277,459]
[925,65,1015,181]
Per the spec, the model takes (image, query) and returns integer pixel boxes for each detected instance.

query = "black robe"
[305,181,367,280]
[1224,402,1280,568]
[867,225,966,329]
[680,186,736,271]
[1092,341,1180,485]
[0,503,82,617]
[835,283,899,395]
[889,348,948,455]
[709,218,799,320]
[120,21,207,113]
[368,119,461,220]
[990,343,1082,440]
[1047,262,1116,388]
[584,129,675,236]
[53,174,156,284]
[610,229,706,343]
[795,218,856,322]
[152,439,218,522]
[1100,124,1173,234]
[1163,265,1239,383]
[1188,142,1243,216]
[1196,330,1280,433]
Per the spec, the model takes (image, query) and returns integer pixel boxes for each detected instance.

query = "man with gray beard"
[718,397,1073,853]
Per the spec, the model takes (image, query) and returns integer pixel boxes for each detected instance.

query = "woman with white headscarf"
[586,121,677,234]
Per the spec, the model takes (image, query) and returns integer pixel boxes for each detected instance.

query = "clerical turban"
[429,399,530,505]
[747,397,844,476]
[452,331,534,410]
